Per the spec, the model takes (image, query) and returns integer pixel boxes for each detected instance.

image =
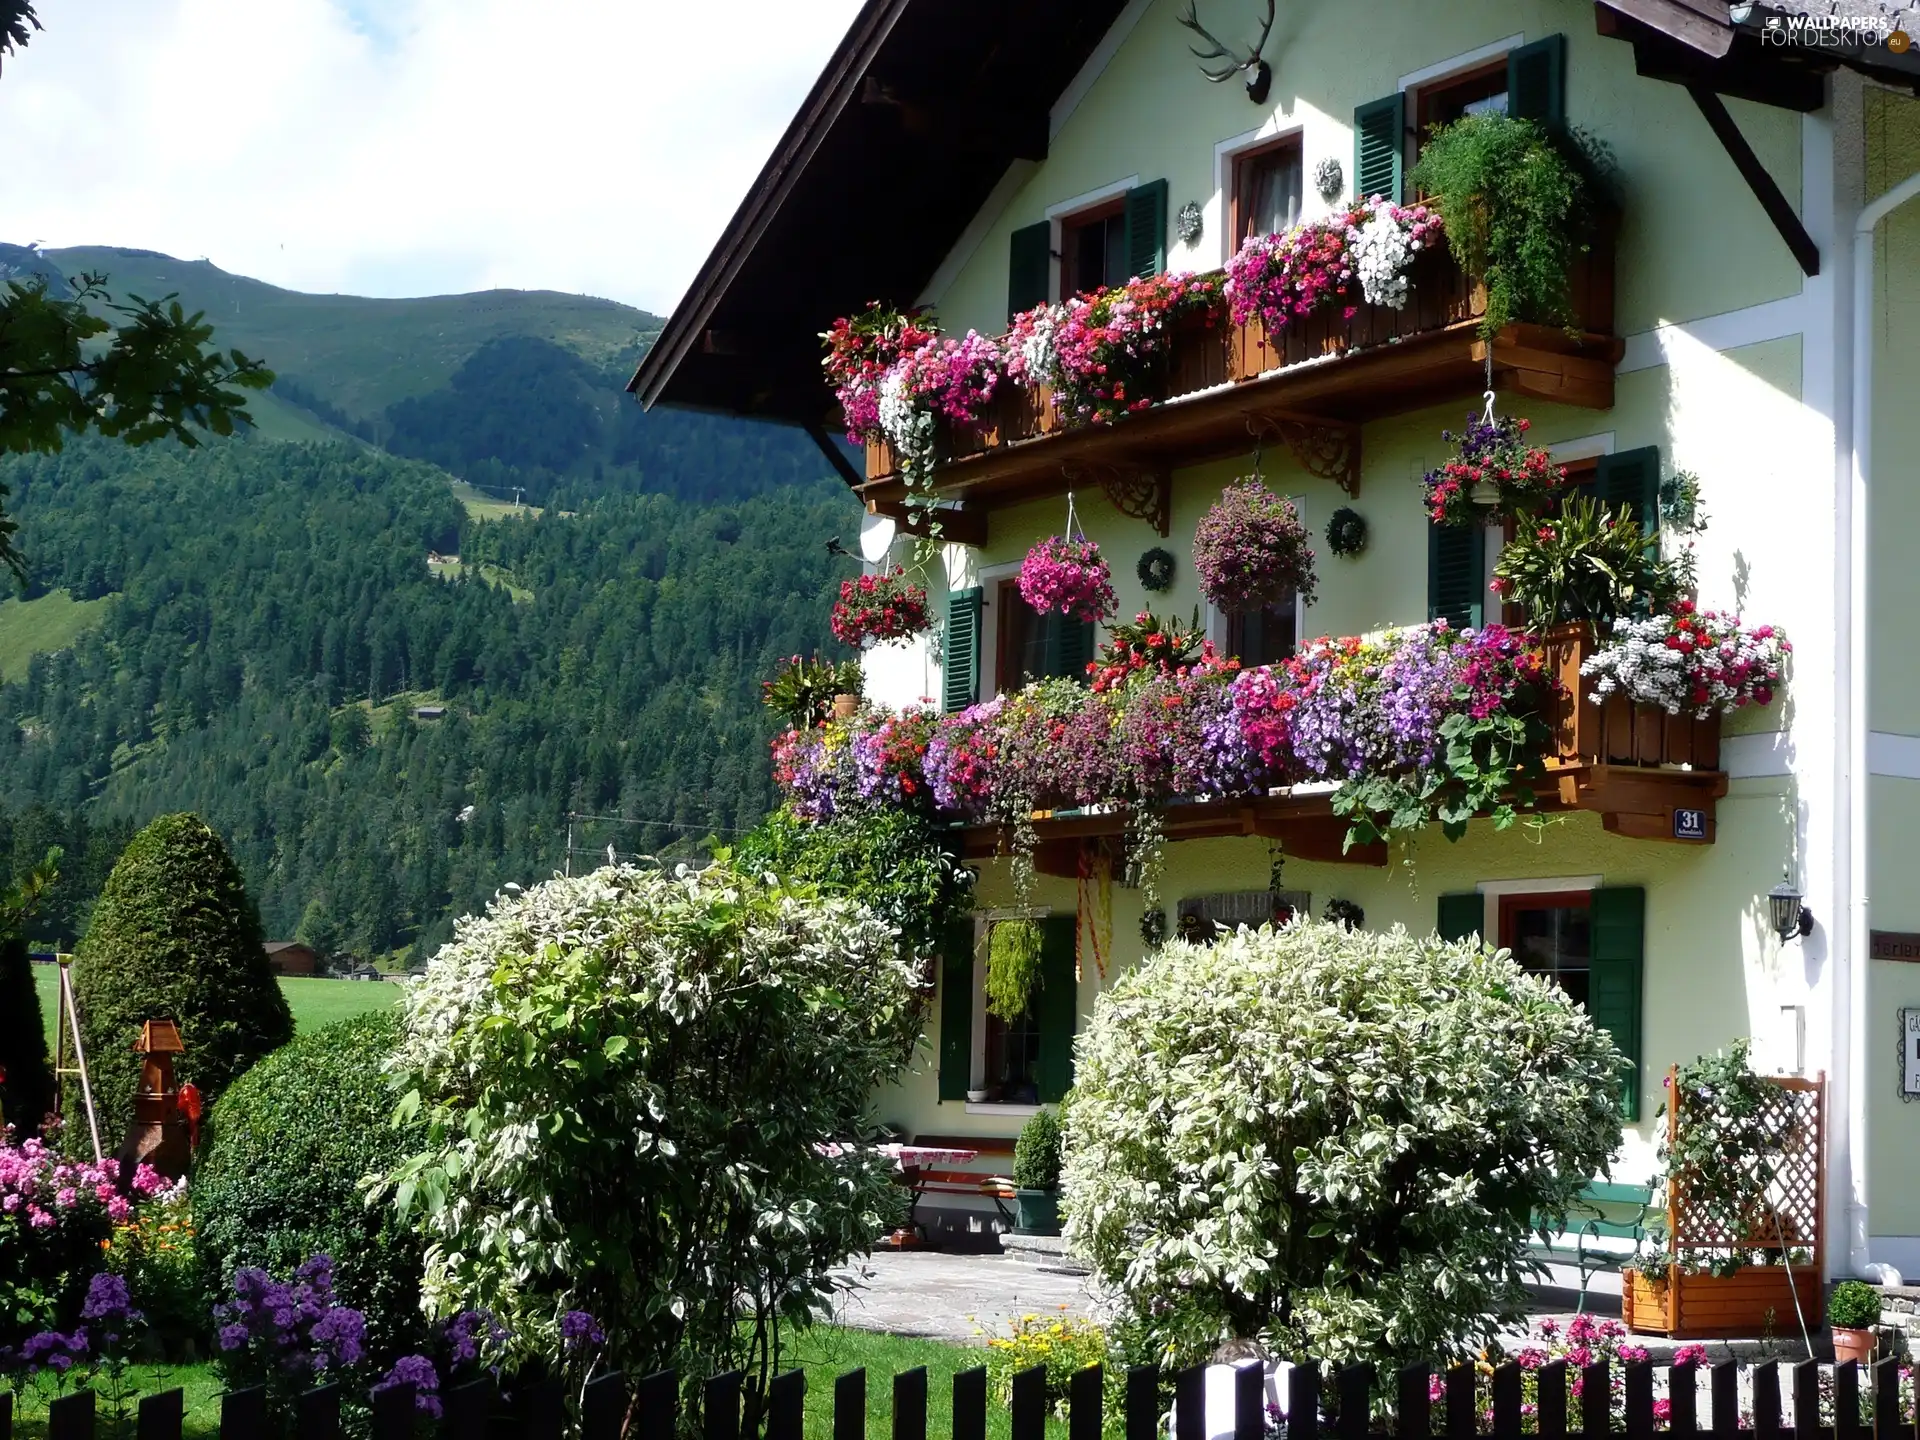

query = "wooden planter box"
[1623,1264,1824,1340]
[1539,622,1722,771]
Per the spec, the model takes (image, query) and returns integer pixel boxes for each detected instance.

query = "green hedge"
[192,1010,426,1363]
[70,814,293,1141]
[0,935,54,1133]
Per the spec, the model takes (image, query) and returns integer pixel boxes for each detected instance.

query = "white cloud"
[0,0,865,314]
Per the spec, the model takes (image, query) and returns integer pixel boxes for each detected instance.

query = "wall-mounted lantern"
[1769,877,1814,943]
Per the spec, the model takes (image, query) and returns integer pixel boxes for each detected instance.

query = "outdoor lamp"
[1769,879,1814,943]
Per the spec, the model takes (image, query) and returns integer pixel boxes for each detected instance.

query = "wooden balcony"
[860,236,1621,529]
[956,621,1726,871]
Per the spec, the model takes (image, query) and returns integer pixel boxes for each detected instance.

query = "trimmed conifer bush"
[69,814,293,1141]
[194,1010,427,1365]
[0,934,55,1133]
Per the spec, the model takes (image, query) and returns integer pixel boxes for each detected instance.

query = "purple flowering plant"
[1193,479,1318,616]
[213,1255,371,1415]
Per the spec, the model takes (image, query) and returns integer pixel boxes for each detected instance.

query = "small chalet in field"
[262,941,319,976]
[635,0,1920,1281]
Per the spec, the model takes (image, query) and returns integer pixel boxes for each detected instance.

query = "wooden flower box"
[1623,1264,1824,1340]
[1539,622,1722,771]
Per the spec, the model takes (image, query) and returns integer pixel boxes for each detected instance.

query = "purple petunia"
[559,1310,604,1351]
[374,1354,443,1418]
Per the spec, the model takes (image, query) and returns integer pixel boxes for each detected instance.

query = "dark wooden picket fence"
[5,1355,1919,1440]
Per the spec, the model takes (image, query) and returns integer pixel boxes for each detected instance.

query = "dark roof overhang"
[628,0,1128,427]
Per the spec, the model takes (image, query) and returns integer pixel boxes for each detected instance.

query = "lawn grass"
[0,1328,1034,1440]
[31,965,400,1052]
[0,589,112,682]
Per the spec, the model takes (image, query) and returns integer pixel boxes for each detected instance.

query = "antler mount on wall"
[1176,0,1276,104]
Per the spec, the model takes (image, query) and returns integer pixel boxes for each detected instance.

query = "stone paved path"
[830,1251,1101,1345]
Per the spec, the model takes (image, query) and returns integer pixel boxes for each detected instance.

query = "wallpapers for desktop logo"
[1733,5,1912,53]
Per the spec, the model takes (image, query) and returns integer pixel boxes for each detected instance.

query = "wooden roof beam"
[1688,84,1820,275]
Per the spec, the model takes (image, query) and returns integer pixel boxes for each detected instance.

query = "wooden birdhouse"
[122,1017,190,1180]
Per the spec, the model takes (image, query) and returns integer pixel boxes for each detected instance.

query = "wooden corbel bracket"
[1244,409,1363,496]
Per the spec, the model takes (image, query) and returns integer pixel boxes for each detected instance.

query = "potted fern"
[1828,1280,1881,1364]
[1012,1108,1062,1236]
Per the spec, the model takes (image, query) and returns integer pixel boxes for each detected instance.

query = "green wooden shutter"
[1033,914,1079,1103]
[1353,93,1405,203]
[1008,222,1052,322]
[943,587,982,713]
[1590,886,1645,1121]
[1124,180,1169,281]
[1437,892,1484,944]
[1427,522,1486,629]
[1507,34,1567,131]
[937,919,976,1102]
[1049,617,1096,683]
[1593,446,1661,533]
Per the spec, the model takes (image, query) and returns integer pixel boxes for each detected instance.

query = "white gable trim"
[1398,34,1525,92]
[1049,0,1157,141]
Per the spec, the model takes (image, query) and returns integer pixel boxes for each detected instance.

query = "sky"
[0,0,866,315]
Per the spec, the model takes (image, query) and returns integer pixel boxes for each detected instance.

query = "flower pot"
[832,693,860,720]
[1014,1187,1060,1236]
[965,1088,990,1104]
[1833,1326,1877,1365]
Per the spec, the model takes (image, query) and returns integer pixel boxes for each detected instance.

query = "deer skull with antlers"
[1176,0,1276,103]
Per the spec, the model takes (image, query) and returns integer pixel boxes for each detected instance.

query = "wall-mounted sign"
[1871,931,1920,963]
[1179,890,1312,937]
[1902,1009,1920,1102]
[1673,808,1708,842]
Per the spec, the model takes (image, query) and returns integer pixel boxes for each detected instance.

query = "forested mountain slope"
[0,438,860,957]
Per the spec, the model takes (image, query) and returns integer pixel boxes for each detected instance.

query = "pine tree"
[69,814,294,1144]
[0,934,55,1134]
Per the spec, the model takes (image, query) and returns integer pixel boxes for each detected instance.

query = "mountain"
[36,245,840,506]
[0,248,862,961]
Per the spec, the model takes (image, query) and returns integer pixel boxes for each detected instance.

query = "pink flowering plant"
[1037,271,1225,425]
[829,567,932,649]
[820,302,937,445]
[1227,214,1360,334]
[1581,602,1788,718]
[1192,479,1318,615]
[1437,1315,1710,1430]
[1019,536,1117,623]
[1227,199,1443,337]
[1,1124,169,1347]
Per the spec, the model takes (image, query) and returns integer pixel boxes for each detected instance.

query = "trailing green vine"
[986,918,1045,1020]
[1408,114,1611,336]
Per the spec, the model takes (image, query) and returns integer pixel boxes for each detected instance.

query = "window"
[1060,201,1128,299]
[1414,59,1509,147]
[1231,137,1303,244]
[982,1008,1041,1105]
[937,915,1077,1108]
[1226,593,1298,667]
[996,579,1093,690]
[1498,891,1592,1010]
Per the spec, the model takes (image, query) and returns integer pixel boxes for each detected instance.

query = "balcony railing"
[861,233,1621,517]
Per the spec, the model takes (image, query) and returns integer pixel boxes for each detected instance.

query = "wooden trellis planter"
[1625,1068,1826,1339]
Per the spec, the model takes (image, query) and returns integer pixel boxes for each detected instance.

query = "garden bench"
[1528,1180,1660,1312]
[913,1168,1016,1227]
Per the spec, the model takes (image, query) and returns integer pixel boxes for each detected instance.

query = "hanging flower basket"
[1193,479,1318,614]
[1019,535,1116,623]
[830,568,932,648]
[1422,414,1568,526]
